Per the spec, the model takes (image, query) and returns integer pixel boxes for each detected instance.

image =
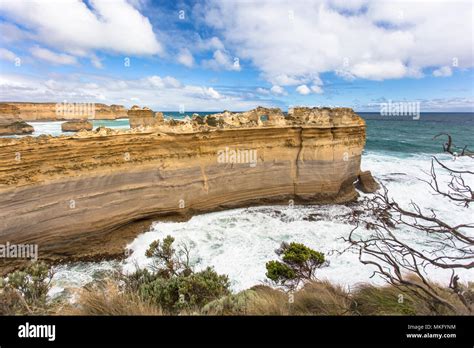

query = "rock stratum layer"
[0,102,128,121]
[0,107,366,264]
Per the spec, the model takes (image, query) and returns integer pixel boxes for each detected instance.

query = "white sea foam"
[51,151,474,295]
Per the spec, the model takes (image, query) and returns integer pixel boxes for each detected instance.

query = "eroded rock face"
[130,106,363,133]
[0,102,128,121]
[0,106,366,263]
[128,106,164,128]
[356,170,380,193]
[0,118,34,135]
[61,120,93,132]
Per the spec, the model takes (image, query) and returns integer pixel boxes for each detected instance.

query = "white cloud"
[205,87,221,99]
[433,66,452,77]
[0,23,30,43]
[202,49,241,71]
[90,55,103,69]
[162,76,181,88]
[201,0,473,83]
[0,48,17,62]
[296,85,311,95]
[0,0,163,57]
[30,46,77,65]
[349,60,408,80]
[177,49,195,67]
[269,74,305,86]
[0,73,268,111]
[256,87,270,95]
[270,85,286,95]
[198,36,225,51]
[310,85,323,94]
[145,75,182,89]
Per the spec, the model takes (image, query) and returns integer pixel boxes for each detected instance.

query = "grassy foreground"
[1,237,472,316]
[62,277,471,316]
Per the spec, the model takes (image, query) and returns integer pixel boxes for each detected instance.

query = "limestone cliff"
[0,102,128,121]
[128,105,164,128]
[0,107,366,264]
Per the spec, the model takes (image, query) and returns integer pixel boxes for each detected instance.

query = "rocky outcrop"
[0,107,366,264]
[0,102,128,121]
[128,105,164,128]
[0,118,34,135]
[61,120,93,132]
[356,170,380,193]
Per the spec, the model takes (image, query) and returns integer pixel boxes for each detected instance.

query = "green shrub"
[145,235,192,278]
[123,236,230,314]
[266,242,325,290]
[265,260,296,285]
[138,267,230,314]
[0,262,53,315]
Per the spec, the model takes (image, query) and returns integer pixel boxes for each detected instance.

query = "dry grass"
[291,280,352,315]
[245,285,289,315]
[351,276,471,315]
[201,278,471,316]
[55,276,471,316]
[62,281,162,315]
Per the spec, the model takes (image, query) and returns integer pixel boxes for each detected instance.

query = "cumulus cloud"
[296,85,311,95]
[202,49,241,71]
[201,0,473,84]
[197,36,225,51]
[177,49,195,67]
[310,85,323,94]
[433,66,453,77]
[256,87,270,95]
[205,87,221,99]
[30,46,77,65]
[145,75,182,89]
[0,0,163,57]
[0,73,270,111]
[270,85,286,95]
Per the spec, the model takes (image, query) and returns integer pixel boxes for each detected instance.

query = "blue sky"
[0,0,473,111]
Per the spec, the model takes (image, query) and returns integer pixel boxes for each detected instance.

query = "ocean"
[10,113,474,297]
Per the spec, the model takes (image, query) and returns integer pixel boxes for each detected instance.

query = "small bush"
[0,262,54,315]
[139,267,230,314]
[123,235,231,314]
[266,242,325,290]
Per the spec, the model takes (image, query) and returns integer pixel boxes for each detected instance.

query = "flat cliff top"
[0,107,366,188]
[2,106,365,142]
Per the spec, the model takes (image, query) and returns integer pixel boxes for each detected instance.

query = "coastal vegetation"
[0,237,471,316]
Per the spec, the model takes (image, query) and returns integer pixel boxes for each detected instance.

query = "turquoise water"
[360,113,474,155]
[92,119,129,129]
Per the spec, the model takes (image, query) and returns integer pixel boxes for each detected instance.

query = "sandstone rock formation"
[0,106,366,264]
[128,105,164,128]
[0,118,34,135]
[356,170,380,193]
[61,120,93,132]
[0,102,128,121]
